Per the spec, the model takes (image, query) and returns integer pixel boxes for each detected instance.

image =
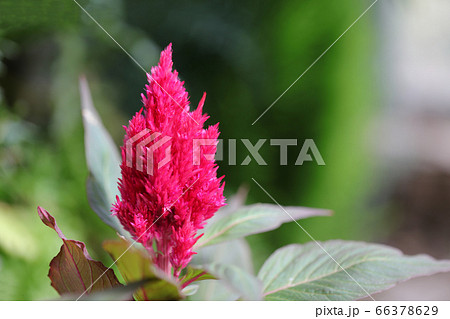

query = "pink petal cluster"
[112,44,225,276]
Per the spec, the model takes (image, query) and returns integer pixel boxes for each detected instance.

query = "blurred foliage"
[0,0,378,299]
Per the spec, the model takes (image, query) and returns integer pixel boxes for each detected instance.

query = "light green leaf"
[79,76,124,234]
[190,239,254,300]
[188,188,255,300]
[103,238,182,301]
[181,284,199,296]
[258,240,450,301]
[196,204,331,249]
[201,263,263,301]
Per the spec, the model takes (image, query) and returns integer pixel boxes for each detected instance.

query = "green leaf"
[190,239,254,300]
[103,238,182,301]
[258,240,450,301]
[192,239,254,273]
[189,190,257,301]
[200,263,263,301]
[196,204,331,248]
[181,284,199,296]
[180,267,215,288]
[79,76,124,234]
[38,207,121,296]
[191,239,261,300]
[58,279,150,301]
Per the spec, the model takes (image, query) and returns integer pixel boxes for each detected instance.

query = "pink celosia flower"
[112,44,225,276]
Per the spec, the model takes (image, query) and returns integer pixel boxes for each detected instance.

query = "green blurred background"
[1,0,449,300]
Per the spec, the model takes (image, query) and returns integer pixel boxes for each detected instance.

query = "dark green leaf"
[258,240,450,301]
[79,76,124,234]
[196,204,331,248]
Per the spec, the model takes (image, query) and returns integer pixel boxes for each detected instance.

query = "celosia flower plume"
[112,44,225,276]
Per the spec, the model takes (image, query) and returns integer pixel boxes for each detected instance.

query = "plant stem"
[159,233,172,276]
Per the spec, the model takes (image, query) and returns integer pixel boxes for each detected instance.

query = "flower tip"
[159,43,173,68]
[196,92,207,114]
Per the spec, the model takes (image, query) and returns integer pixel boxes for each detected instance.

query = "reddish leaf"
[38,206,121,296]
